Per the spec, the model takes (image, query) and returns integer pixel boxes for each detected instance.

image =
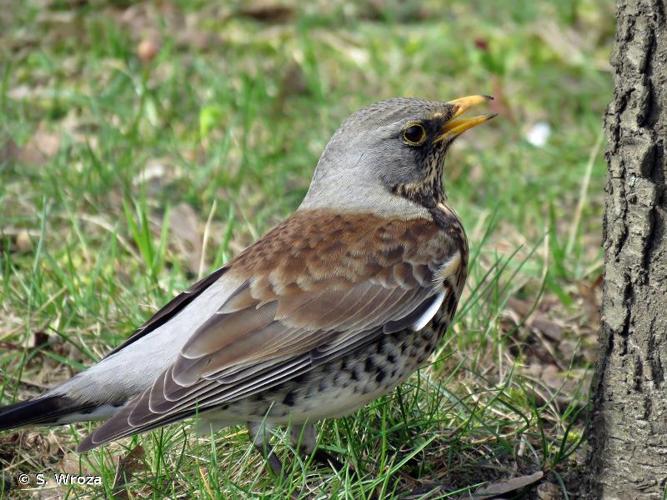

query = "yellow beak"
[436,95,497,142]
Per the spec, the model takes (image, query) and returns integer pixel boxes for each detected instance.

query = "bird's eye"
[402,123,427,146]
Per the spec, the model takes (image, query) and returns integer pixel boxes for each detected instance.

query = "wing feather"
[78,210,465,452]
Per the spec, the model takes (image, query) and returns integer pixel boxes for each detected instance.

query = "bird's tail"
[0,395,101,431]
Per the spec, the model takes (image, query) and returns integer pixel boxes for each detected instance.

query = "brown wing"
[78,210,464,451]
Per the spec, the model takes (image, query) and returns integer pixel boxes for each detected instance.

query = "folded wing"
[78,210,463,451]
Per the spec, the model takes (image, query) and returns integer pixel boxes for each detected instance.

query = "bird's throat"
[392,173,445,210]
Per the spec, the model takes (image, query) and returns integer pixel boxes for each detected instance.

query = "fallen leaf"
[471,471,544,498]
[32,331,49,349]
[237,2,294,22]
[530,316,563,342]
[558,339,578,361]
[537,480,563,500]
[0,136,19,164]
[506,297,534,318]
[112,445,146,498]
[169,202,204,275]
[17,128,60,166]
[137,38,160,63]
[577,276,602,325]
[60,452,83,475]
[15,229,32,253]
[280,62,308,97]
[133,158,178,196]
[541,364,561,389]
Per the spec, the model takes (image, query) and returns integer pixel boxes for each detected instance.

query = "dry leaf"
[537,480,563,500]
[530,316,563,342]
[15,230,32,253]
[169,202,204,274]
[60,452,84,475]
[541,364,561,389]
[112,445,146,497]
[0,136,19,164]
[137,38,160,63]
[17,128,60,166]
[32,331,49,349]
[238,2,294,22]
[471,471,544,498]
[506,297,534,318]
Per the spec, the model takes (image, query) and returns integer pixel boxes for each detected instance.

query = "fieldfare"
[0,96,495,474]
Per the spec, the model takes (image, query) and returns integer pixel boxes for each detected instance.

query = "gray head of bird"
[300,95,496,213]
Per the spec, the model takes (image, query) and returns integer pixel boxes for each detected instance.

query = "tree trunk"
[586,0,667,498]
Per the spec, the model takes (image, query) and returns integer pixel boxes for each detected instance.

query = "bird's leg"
[247,421,283,476]
[289,422,317,455]
[290,423,344,471]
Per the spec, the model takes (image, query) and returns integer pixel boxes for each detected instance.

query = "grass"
[1,0,612,497]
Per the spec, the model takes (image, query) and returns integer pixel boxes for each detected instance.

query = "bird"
[0,96,495,474]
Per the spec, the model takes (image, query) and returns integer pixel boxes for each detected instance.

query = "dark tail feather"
[0,395,97,431]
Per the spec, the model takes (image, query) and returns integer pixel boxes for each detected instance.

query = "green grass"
[1,0,612,497]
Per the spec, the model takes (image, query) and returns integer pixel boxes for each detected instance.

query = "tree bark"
[586,0,667,498]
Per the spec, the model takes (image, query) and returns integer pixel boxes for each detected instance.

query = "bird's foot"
[248,421,285,476]
[249,421,347,476]
[290,423,346,472]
